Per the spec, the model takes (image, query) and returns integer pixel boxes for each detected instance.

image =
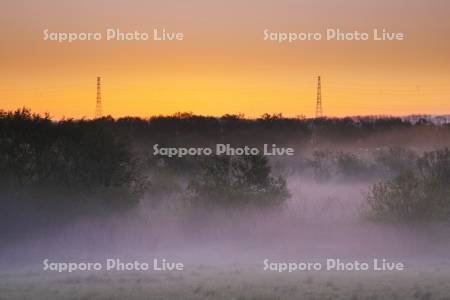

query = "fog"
[2,174,449,274]
[1,113,450,298]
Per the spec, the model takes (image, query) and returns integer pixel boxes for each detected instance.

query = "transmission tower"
[95,76,102,118]
[315,76,323,118]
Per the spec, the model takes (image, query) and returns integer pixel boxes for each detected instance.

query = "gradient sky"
[1,0,450,119]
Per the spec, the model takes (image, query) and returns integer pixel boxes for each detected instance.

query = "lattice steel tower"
[95,76,102,118]
[315,76,323,118]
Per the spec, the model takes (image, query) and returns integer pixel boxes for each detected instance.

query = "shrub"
[307,150,333,181]
[366,148,450,223]
[374,147,417,177]
[366,171,427,222]
[187,155,290,209]
[336,152,372,179]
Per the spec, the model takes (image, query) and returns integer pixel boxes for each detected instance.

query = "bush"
[374,147,417,177]
[336,152,373,180]
[307,150,333,181]
[366,171,427,222]
[366,148,450,223]
[187,155,290,209]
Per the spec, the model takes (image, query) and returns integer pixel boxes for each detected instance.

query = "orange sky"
[1,0,450,119]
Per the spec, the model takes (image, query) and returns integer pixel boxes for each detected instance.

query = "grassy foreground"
[1,263,450,300]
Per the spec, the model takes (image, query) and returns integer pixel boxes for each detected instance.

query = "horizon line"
[2,107,450,122]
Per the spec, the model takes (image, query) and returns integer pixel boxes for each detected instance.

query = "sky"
[1,0,450,119]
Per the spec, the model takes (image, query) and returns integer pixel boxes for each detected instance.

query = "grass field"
[1,261,450,300]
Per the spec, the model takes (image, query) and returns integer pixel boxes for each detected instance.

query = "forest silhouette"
[1,108,450,239]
